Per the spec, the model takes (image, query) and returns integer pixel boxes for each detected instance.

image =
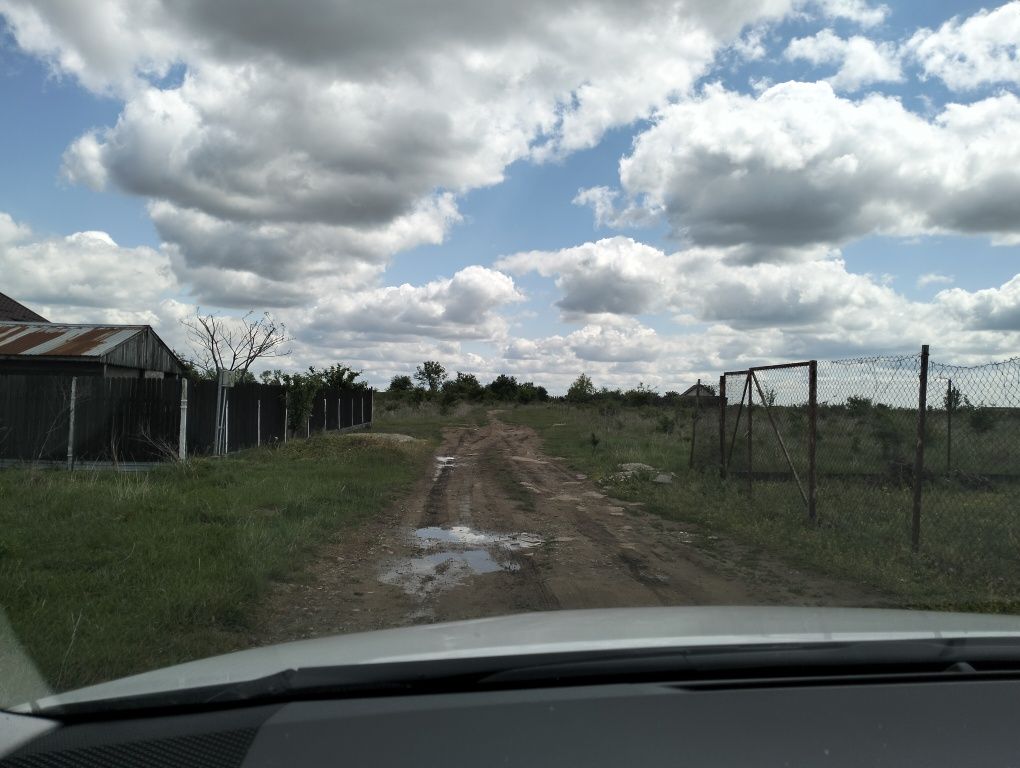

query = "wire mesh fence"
[692,348,1020,608]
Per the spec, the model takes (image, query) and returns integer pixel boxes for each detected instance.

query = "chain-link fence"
[693,348,1020,607]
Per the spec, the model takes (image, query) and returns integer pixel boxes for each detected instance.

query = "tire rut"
[252,413,891,645]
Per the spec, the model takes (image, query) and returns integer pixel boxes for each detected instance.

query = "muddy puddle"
[379,525,542,598]
[433,455,457,479]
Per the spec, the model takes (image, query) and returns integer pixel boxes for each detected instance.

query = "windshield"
[2,0,1020,710]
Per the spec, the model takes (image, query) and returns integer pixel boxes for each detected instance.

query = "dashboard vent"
[1,727,257,768]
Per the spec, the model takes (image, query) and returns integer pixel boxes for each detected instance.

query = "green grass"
[371,395,489,442]
[0,432,431,701]
[503,403,1020,614]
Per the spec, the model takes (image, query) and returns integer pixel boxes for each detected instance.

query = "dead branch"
[181,310,290,374]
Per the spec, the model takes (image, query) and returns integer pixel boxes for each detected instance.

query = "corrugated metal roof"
[0,322,145,358]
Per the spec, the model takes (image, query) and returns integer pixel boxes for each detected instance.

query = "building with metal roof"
[0,292,48,323]
[0,322,185,378]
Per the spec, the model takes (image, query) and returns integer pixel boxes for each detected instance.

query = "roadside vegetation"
[369,360,549,441]
[0,432,430,697]
[502,401,1020,614]
[371,396,489,442]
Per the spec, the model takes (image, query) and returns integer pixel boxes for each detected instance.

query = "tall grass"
[504,403,1020,613]
[0,432,430,700]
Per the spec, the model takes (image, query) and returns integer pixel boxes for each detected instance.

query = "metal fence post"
[912,344,930,552]
[719,375,727,478]
[257,399,262,447]
[178,378,188,461]
[323,397,327,431]
[689,378,700,469]
[946,377,952,473]
[337,398,342,431]
[370,389,374,424]
[224,395,230,454]
[284,405,288,443]
[746,372,753,497]
[808,360,817,523]
[66,377,77,471]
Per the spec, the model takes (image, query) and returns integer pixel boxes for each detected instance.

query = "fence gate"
[720,361,817,521]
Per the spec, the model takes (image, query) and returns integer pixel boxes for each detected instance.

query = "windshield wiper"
[29,636,1020,720]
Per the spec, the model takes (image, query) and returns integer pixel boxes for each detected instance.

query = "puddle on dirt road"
[379,525,542,599]
[414,526,543,550]
[433,455,457,479]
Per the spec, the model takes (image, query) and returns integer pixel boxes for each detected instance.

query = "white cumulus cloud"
[581,82,1020,252]
[785,29,902,91]
[906,1,1020,90]
[0,0,797,300]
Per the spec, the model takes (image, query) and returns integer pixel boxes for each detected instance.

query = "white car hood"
[18,606,1020,712]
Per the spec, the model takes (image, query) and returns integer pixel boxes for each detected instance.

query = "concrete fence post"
[224,395,230,454]
[360,393,365,425]
[66,376,78,471]
[284,405,288,443]
[323,397,327,431]
[337,398,341,431]
[178,378,188,461]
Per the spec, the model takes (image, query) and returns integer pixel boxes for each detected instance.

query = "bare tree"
[181,311,289,375]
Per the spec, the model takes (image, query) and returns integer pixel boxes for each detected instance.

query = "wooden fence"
[0,375,373,466]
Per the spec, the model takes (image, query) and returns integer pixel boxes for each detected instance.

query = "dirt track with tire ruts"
[254,414,884,643]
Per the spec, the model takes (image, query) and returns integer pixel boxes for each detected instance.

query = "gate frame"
[720,360,818,521]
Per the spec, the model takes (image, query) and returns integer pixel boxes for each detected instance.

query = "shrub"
[969,407,996,434]
[566,373,596,404]
[845,396,873,418]
[871,409,905,461]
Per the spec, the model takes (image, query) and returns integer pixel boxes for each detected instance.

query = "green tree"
[438,372,485,407]
[623,382,659,407]
[260,369,320,431]
[943,382,970,412]
[414,360,448,392]
[174,350,216,381]
[516,381,548,404]
[388,374,415,392]
[314,363,366,391]
[487,374,519,401]
[566,373,596,404]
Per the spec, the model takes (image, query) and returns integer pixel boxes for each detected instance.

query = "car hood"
[18,606,1020,712]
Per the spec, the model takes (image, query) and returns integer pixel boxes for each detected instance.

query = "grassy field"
[502,403,1020,614]
[0,432,431,701]
[370,395,489,441]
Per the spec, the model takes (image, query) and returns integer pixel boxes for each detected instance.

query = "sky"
[1,0,1019,393]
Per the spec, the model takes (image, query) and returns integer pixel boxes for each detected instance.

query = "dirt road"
[255,416,883,643]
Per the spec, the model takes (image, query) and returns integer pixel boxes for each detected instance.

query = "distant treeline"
[386,364,713,408]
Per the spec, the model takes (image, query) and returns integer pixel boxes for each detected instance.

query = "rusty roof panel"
[0,322,144,358]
